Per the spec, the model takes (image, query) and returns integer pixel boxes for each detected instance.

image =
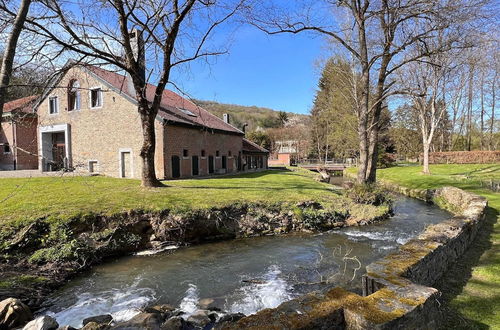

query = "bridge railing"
[297,158,358,167]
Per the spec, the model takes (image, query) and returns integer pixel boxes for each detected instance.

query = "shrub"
[346,183,391,206]
[425,151,500,164]
[29,239,93,264]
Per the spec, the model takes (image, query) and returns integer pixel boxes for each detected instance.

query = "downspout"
[12,118,17,170]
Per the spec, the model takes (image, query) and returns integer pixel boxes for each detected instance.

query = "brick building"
[0,95,38,170]
[35,64,268,179]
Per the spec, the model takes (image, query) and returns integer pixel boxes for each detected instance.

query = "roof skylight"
[179,108,197,117]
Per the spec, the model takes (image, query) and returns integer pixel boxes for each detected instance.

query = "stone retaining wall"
[222,186,487,330]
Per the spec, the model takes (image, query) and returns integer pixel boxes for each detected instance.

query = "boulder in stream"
[22,316,58,330]
[82,314,113,326]
[0,297,33,329]
[160,316,185,330]
[186,310,215,328]
[112,312,163,329]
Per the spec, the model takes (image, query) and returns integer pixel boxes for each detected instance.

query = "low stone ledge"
[223,186,487,329]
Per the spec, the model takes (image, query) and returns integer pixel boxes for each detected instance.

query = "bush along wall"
[0,200,390,310]
[222,187,487,330]
[423,150,500,164]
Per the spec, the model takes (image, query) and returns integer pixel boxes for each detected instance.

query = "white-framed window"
[49,96,59,114]
[2,143,11,154]
[68,80,81,111]
[88,160,99,173]
[90,87,103,108]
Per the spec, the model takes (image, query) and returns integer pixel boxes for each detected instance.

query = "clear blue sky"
[170,26,325,115]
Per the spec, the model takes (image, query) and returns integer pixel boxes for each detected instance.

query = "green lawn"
[0,169,339,230]
[374,164,500,329]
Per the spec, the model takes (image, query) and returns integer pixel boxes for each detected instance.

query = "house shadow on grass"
[435,206,498,330]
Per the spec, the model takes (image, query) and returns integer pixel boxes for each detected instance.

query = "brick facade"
[1,104,38,170]
[35,65,268,180]
[37,67,147,178]
[162,125,242,179]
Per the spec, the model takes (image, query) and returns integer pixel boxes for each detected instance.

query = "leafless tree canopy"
[0,0,246,186]
[249,0,494,183]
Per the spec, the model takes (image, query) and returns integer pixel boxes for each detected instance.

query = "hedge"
[423,151,500,164]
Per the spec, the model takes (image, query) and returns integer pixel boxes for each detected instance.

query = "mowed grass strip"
[0,169,336,228]
[374,164,500,329]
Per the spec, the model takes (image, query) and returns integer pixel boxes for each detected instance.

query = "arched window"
[68,80,81,111]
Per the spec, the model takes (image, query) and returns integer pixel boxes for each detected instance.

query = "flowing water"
[44,196,450,327]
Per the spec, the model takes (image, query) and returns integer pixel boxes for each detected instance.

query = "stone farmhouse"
[0,95,38,170]
[32,63,268,179]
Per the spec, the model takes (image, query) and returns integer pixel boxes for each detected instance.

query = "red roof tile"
[243,138,269,154]
[3,95,38,114]
[85,66,243,135]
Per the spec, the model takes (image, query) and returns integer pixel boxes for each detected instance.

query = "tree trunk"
[0,0,32,119]
[139,106,162,187]
[480,71,485,150]
[422,142,431,174]
[490,70,497,150]
[466,63,474,151]
[366,128,379,183]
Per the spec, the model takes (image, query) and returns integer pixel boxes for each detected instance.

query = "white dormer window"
[49,96,59,114]
[90,87,103,108]
[179,108,197,117]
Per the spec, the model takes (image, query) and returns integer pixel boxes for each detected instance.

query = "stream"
[44,195,450,327]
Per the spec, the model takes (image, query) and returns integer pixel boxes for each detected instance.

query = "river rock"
[186,310,214,328]
[144,304,175,319]
[112,313,163,329]
[216,313,245,324]
[160,316,184,330]
[58,326,77,330]
[22,316,58,330]
[83,314,113,326]
[81,321,109,330]
[0,297,33,329]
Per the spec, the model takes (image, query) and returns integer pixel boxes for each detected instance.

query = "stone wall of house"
[37,67,158,179]
[222,187,488,330]
[162,124,243,179]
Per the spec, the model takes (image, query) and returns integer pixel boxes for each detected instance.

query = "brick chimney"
[127,29,145,95]
[223,113,230,124]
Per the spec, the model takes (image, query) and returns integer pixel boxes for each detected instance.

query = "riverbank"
[348,164,499,329]
[0,169,391,312]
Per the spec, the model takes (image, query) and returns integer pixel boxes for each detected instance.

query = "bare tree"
[0,0,32,122]
[251,0,488,184]
[10,0,244,187]
[403,52,451,174]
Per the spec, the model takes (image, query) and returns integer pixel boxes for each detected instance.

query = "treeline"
[194,99,308,133]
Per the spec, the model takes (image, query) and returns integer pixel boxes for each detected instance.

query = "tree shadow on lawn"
[434,206,498,330]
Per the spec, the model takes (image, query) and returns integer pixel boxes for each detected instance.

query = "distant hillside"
[194,100,308,132]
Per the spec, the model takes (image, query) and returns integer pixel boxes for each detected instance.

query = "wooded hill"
[194,99,309,132]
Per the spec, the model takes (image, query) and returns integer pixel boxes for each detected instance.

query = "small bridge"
[299,163,349,171]
[297,159,357,172]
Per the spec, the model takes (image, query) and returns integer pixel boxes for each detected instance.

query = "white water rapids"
[48,265,293,328]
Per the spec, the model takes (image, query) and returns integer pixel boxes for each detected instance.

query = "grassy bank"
[0,169,334,228]
[1,168,392,309]
[357,164,499,329]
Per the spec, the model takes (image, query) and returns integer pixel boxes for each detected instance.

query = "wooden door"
[121,152,131,178]
[171,155,181,178]
[208,156,214,174]
[192,156,199,176]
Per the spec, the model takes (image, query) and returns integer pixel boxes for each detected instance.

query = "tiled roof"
[86,66,243,135]
[3,95,38,114]
[242,138,269,154]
